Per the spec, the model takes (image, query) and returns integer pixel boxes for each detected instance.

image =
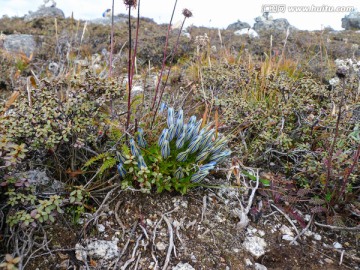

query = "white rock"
[246,226,258,235]
[172,263,195,270]
[245,258,253,266]
[156,241,167,251]
[313,233,321,241]
[304,214,311,221]
[282,235,295,241]
[131,85,144,97]
[304,230,313,237]
[280,225,294,236]
[181,32,191,39]
[333,242,343,249]
[258,230,265,237]
[255,263,268,270]
[85,238,119,260]
[242,236,267,258]
[146,219,154,227]
[234,29,259,38]
[75,243,87,261]
[97,224,105,233]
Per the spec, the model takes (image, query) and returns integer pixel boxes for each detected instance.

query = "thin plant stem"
[130,0,141,89]
[338,143,360,200]
[109,1,115,77]
[126,6,132,135]
[150,0,178,112]
[109,0,115,118]
[151,16,186,128]
[325,78,345,193]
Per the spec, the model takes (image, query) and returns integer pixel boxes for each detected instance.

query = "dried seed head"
[124,0,137,7]
[182,8,193,18]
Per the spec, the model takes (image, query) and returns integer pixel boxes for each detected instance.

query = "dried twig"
[162,215,175,270]
[314,221,360,232]
[290,215,313,245]
[270,203,300,237]
[121,235,142,270]
[115,200,127,240]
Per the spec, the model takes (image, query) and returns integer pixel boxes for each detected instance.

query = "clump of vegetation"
[116,106,230,194]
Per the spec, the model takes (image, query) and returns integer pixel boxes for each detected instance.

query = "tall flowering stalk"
[124,0,138,134]
[151,8,193,128]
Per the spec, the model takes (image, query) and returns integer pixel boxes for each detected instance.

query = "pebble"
[242,236,267,258]
[313,233,321,241]
[324,258,334,264]
[333,242,343,249]
[245,258,253,266]
[254,263,268,270]
[280,225,294,236]
[282,235,295,241]
[156,242,167,251]
[97,224,105,233]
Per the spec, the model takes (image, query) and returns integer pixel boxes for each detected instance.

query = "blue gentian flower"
[161,140,170,159]
[137,128,147,148]
[176,149,190,162]
[117,163,127,178]
[130,138,140,157]
[167,107,175,127]
[137,155,147,168]
[158,128,169,147]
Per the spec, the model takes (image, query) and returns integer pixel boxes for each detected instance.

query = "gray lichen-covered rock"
[3,34,37,57]
[227,20,251,30]
[89,16,127,26]
[14,170,65,195]
[24,7,65,22]
[172,263,195,270]
[342,11,360,30]
[253,18,294,32]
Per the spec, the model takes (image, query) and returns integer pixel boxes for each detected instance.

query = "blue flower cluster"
[117,106,231,183]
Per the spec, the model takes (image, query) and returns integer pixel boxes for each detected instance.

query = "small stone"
[156,242,167,251]
[304,214,311,221]
[333,242,343,249]
[146,219,153,227]
[282,235,295,241]
[172,262,195,270]
[245,258,253,266]
[313,233,321,241]
[97,224,105,233]
[258,230,265,237]
[75,243,87,261]
[246,226,257,235]
[280,225,293,236]
[304,230,313,237]
[190,254,197,262]
[242,236,267,258]
[254,263,268,270]
[324,258,334,264]
[233,248,240,253]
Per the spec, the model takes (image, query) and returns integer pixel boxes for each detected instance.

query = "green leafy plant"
[117,106,231,194]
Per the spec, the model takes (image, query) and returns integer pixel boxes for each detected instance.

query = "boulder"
[253,18,294,32]
[24,7,65,22]
[234,29,259,38]
[341,11,360,30]
[3,34,37,57]
[227,20,251,30]
[89,16,127,26]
